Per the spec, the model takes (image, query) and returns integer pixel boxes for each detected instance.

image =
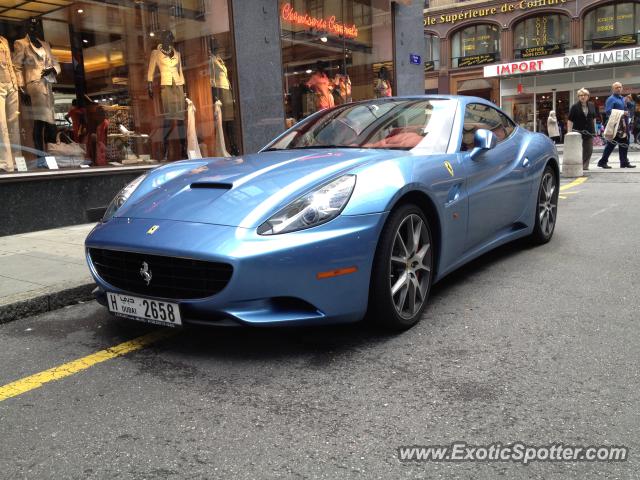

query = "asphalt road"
[1,172,639,479]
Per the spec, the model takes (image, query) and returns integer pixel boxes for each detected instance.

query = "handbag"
[46,132,87,167]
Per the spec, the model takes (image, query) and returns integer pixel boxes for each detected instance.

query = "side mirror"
[469,129,498,159]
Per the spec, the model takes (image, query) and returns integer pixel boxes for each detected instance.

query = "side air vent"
[190,182,233,190]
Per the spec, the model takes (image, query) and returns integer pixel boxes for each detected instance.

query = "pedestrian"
[547,110,560,143]
[567,88,597,170]
[625,94,636,141]
[597,82,636,168]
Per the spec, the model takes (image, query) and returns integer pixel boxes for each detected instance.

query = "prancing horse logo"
[140,262,152,286]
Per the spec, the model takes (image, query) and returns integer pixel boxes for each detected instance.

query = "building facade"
[424,0,640,133]
[0,0,425,235]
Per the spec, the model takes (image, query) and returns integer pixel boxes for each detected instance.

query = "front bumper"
[85,213,387,326]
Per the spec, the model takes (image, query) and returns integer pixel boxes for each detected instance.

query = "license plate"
[107,292,182,327]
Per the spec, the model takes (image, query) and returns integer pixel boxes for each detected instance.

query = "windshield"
[264,98,456,154]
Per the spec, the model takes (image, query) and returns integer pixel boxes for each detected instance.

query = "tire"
[368,204,434,330]
[530,164,559,245]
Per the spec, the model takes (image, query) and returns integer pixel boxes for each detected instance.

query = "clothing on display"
[374,78,392,98]
[0,36,20,172]
[333,73,352,104]
[213,99,230,157]
[13,34,60,124]
[212,86,234,122]
[147,44,185,86]
[209,54,230,90]
[186,98,202,159]
[160,83,185,120]
[306,71,334,110]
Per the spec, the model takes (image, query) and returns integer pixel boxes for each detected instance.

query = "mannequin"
[13,18,61,167]
[147,30,186,160]
[208,36,236,155]
[306,61,334,111]
[0,34,20,172]
[374,66,392,98]
[333,64,352,105]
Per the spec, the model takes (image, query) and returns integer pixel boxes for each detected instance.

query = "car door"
[461,103,531,250]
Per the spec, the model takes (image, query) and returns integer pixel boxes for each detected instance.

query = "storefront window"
[279,0,392,125]
[424,33,439,72]
[584,2,640,51]
[451,24,499,68]
[0,0,239,174]
[513,14,569,59]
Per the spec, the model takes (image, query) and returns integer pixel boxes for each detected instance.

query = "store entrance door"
[537,91,569,141]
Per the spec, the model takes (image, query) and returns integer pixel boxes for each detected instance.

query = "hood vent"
[190,182,233,190]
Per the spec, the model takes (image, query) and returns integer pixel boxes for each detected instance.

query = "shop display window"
[0,0,239,174]
[424,33,439,72]
[450,24,499,68]
[279,0,393,125]
[513,14,569,59]
[502,94,535,131]
[584,2,640,51]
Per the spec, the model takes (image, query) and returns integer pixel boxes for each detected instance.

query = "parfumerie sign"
[425,0,572,26]
[281,3,358,39]
[484,46,640,77]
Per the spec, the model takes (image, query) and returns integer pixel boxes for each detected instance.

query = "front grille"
[89,248,233,300]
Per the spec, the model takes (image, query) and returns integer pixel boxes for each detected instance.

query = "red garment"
[306,71,334,110]
[66,106,86,141]
[95,119,109,166]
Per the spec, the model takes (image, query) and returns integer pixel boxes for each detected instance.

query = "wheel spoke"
[396,282,408,313]
[391,271,408,296]
[541,212,549,235]
[415,243,430,263]
[412,218,422,255]
[391,255,406,264]
[395,231,409,258]
[407,276,417,315]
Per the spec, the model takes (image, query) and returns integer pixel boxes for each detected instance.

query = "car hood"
[116,149,402,228]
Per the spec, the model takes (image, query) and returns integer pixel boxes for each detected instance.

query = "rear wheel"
[530,164,558,244]
[368,204,433,330]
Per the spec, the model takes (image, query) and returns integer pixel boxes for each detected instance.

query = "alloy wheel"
[538,171,557,237]
[389,214,432,319]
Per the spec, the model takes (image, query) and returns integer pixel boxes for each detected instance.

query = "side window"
[497,110,516,138]
[461,104,512,151]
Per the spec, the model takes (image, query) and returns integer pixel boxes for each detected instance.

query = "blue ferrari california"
[85,96,559,330]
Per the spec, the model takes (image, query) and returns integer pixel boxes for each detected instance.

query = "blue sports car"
[85,96,559,330]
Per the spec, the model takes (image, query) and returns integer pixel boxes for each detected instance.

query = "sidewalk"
[0,151,638,324]
[0,224,96,323]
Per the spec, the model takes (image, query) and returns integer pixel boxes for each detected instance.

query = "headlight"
[102,174,147,222]
[258,175,356,235]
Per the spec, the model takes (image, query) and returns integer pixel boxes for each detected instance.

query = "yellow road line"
[560,177,587,191]
[0,329,175,402]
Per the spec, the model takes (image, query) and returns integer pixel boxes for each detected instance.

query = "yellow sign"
[147,225,160,235]
[425,0,571,26]
[444,161,454,177]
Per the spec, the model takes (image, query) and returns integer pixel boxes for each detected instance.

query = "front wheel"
[368,204,434,330]
[530,164,559,244]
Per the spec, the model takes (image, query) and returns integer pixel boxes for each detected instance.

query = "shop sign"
[410,54,422,65]
[458,53,496,67]
[424,61,435,72]
[484,45,640,77]
[281,3,358,39]
[519,43,564,58]
[424,0,573,26]
[591,34,637,51]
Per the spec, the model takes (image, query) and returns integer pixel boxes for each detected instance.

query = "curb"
[0,281,96,325]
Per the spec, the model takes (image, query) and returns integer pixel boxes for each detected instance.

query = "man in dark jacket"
[596,82,636,168]
[567,88,597,170]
